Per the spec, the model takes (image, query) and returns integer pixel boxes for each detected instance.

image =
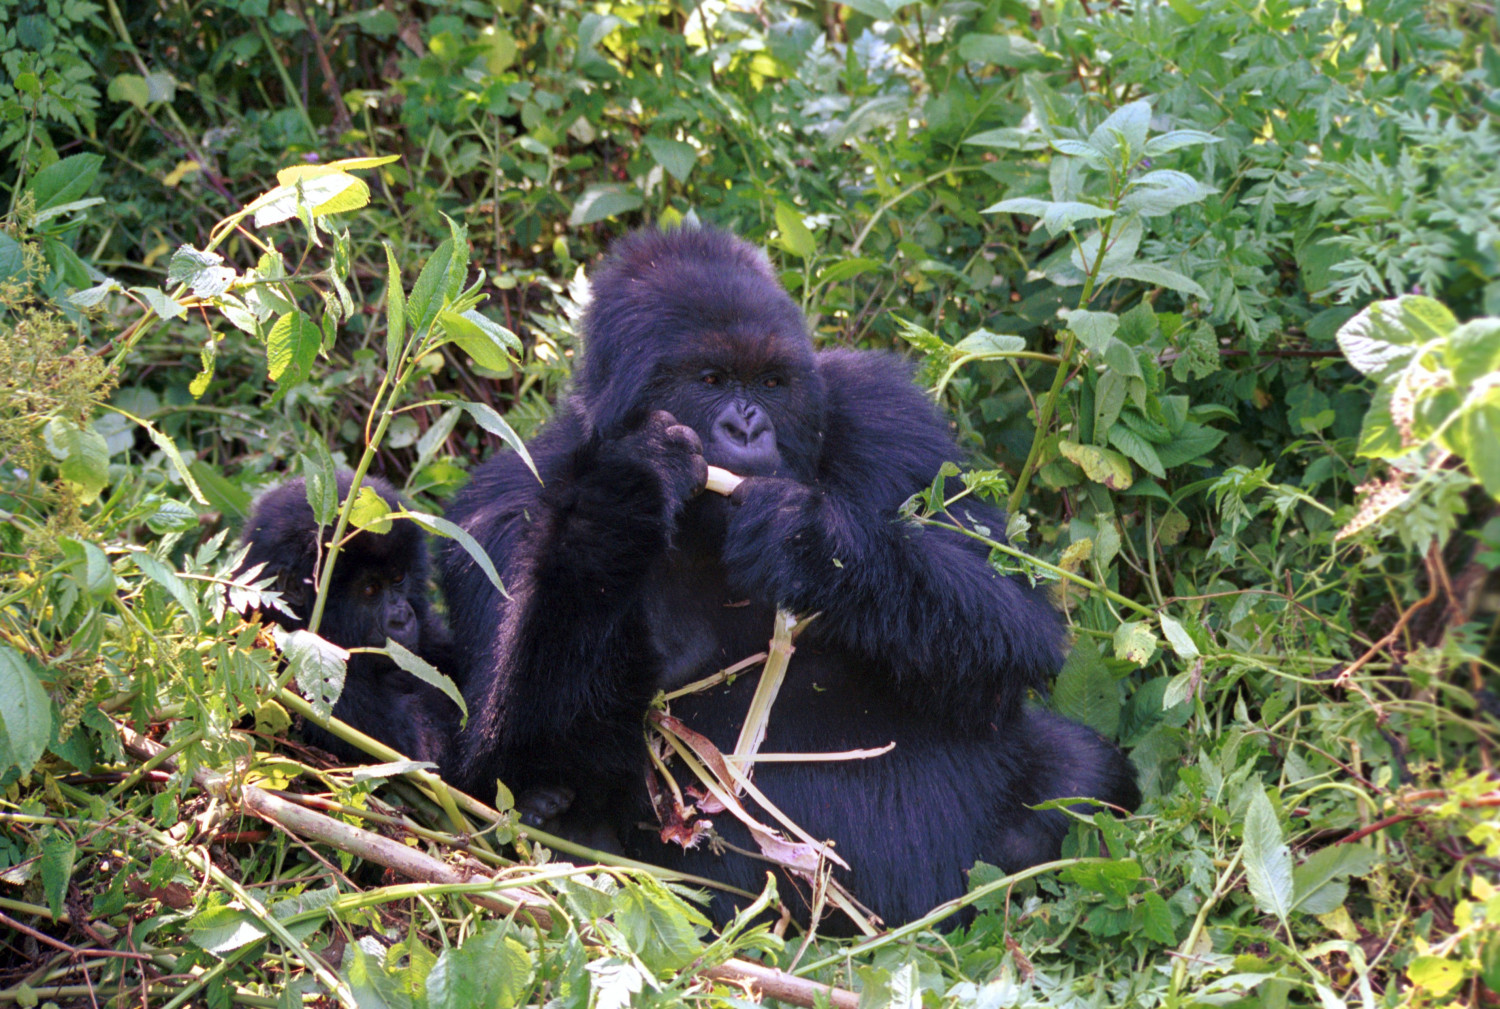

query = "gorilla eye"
[764,376,781,389]
[362,583,379,598]
[702,372,721,386]
[392,573,405,587]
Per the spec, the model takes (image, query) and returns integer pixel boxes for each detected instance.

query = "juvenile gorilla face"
[327,559,421,650]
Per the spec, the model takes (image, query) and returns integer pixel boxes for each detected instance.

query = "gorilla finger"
[690,456,709,496]
[664,424,703,455]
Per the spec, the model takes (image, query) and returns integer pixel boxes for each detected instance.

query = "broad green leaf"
[348,484,394,533]
[953,330,1027,356]
[274,154,400,185]
[385,639,467,724]
[1449,400,1500,498]
[1051,138,1109,168]
[1087,101,1152,162]
[1242,786,1294,921]
[281,629,348,720]
[108,73,151,109]
[956,33,1048,68]
[816,257,880,285]
[439,309,519,372]
[459,401,539,481]
[1143,130,1221,156]
[168,245,237,299]
[1158,613,1198,658]
[616,877,710,971]
[1107,262,1208,299]
[569,185,644,227]
[1072,216,1142,274]
[300,449,338,525]
[40,830,76,919]
[642,135,697,182]
[1113,621,1157,665]
[130,286,187,320]
[250,173,370,227]
[26,153,103,212]
[1064,309,1120,353]
[43,417,111,504]
[1156,422,1227,469]
[1446,317,1500,387]
[266,311,321,385]
[1336,296,1456,377]
[426,922,535,1009]
[1138,891,1176,943]
[775,202,816,259]
[1120,170,1214,216]
[983,196,1113,234]
[963,127,1047,151]
[402,510,507,598]
[408,238,455,337]
[1407,956,1464,996]
[1052,639,1120,737]
[343,937,415,1009]
[0,646,53,776]
[67,278,123,308]
[186,905,268,955]
[1291,844,1378,914]
[1108,426,1166,479]
[1059,441,1134,489]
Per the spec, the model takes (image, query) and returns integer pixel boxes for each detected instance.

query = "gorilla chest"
[644,558,776,690]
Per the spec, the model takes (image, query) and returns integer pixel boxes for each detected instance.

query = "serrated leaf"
[616,878,710,972]
[250,173,369,227]
[67,278,123,308]
[384,243,407,367]
[187,905,268,955]
[1336,296,1455,377]
[1156,422,1227,469]
[385,639,467,724]
[0,646,53,777]
[1107,261,1208,299]
[426,922,535,1009]
[408,238,455,338]
[1064,309,1120,353]
[1052,640,1120,737]
[983,196,1113,234]
[1113,621,1157,665]
[1445,318,1500,387]
[775,202,816,259]
[132,551,201,632]
[40,830,76,919]
[1108,425,1166,479]
[1121,169,1214,216]
[129,286,187,321]
[953,330,1027,356]
[266,311,321,385]
[1292,844,1378,914]
[1072,216,1142,274]
[1242,786,1294,921]
[1087,101,1152,162]
[281,629,348,720]
[1051,138,1109,168]
[348,485,393,533]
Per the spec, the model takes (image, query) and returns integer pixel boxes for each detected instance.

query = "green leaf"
[569,185,644,227]
[132,551,202,632]
[67,278,123,308]
[774,202,816,259]
[426,922,535,1009]
[1445,318,1500,387]
[266,311,321,385]
[401,510,507,599]
[616,877,710,972]
[43,417,111,504]
[1073,217,1142,275]
[1107,262,1208,299]
[129,286,188,321]
[955,33,1047,68]
[407,238,455,338]
[168,245,237,299]
[1113,621,1157,665]
[249,173,370,227]
[1059,441,1134,490]
[816,257,880,285]
[385,639,467,725]
[1336,296,1456,378]
[1449,400,1500,498]
[642,136,697,182]
[0,646,54,776]
[1065,309,1120,353]
[1407,956,1465,996]
[1155,421,1227,469]
[348,485,394,533]
[40,830,76,919]
[953,330,1027,356]
[1138,891,1176,943]
[384,243,406,368]
[186,905,267,955]
[1052,639,1121,737]
[1242,786,1294,921]
[458,402,539,482]
[1120,170,1214,216]
[1158,613,1199,659]
[114,410,208,504]
[1291,844,1378,914]
[300,447,338,526]
[282,629,347,721]
[26,154,103,212]
[1108,426,1166,479]
[438,310,520,372]
[108,73,151,108]
[982,196,1113,234]
[1142,130,1221,156]
[1051,138,1109,169]
[1088,101,1152,162]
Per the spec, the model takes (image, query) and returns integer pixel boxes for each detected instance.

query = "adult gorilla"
[442,227,1137,927]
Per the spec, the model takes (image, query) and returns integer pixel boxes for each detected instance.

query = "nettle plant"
[1335,295,1500,547]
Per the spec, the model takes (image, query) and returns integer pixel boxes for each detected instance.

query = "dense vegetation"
[1,0,1498,1005]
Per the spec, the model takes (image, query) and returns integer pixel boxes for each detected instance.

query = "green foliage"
[0,0,1496,1005]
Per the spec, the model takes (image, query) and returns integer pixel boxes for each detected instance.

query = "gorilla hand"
[606,410,707,523]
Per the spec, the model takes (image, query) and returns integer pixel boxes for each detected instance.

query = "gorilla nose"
[716,404,771,447]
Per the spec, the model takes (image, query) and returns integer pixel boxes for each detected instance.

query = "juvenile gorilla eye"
[763,376,781,389]
[392,573,406,587]
[702,372,721,386]
[362,582,379,598]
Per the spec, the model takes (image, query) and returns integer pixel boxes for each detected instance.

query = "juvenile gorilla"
[442,228,1138,927]
[238,473,460,767]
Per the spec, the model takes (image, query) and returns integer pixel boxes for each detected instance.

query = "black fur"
[238,473,460,767]
[442,227,1139,928]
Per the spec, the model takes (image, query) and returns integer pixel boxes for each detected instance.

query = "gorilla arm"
[715,350,1063,726]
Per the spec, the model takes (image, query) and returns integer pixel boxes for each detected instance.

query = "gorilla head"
[574,227,826,479]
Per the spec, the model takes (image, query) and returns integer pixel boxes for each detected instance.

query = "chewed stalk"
[705,465,743,496]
